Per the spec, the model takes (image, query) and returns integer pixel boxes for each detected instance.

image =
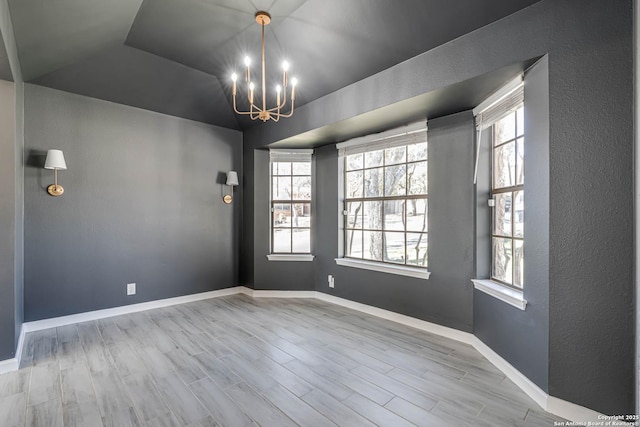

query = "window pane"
[384,201,404,231]
[516,107,524,137]
[364,168,383,197]
[516,137,524,186]
[273,203,291,227]
[273,229,291,253]
[514,191,524,238]
[493,192,512,237]
[292,162,311,175]
[346,202,363,229]
[408,161,427,195]
[363,201,383,231]
[384,232,405,264]
[273,177,291,200]
[406,233,428,267]
[407,142,428,162]
[493,141,516,189]
[365,150,383,168]
[363,231,383,261]
[347,153,363,171]
[385,146,406,165]
[292,229,311,253]
[406,199,428,232]
[514,239,524,288]
[492,237,512,285]
[346,230,362,258]
[275,162,291,175]
[292,176,311,200]
[384,164,406,196]
[346,171,363,198]
[292,203,311,227]
[495,112,516,145]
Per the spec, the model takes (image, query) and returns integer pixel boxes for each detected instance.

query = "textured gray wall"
[0,79,16,359]
[311,113,475,331]
[474,57,550,392]
[23,84,242,321]
[241,0,634,414]
[547,1,634,412]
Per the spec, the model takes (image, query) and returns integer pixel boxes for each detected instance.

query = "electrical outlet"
[127,283,136,295]
[328,275,335,288]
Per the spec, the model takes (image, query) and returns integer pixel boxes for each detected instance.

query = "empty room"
[0,0,636,426]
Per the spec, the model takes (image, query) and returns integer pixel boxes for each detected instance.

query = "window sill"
[472,279,527,310]
[335,258,431,279]
[267,254,315,262]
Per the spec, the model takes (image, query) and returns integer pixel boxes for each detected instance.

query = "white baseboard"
[0,356,18,375]
[245,288,604,422]
[22,286,243,333]
[314,291,475,345]
[239,287,317,299]
[1,285,603,421]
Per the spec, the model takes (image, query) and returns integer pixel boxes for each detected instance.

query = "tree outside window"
[491,106,524,288]
[344,141,428,267]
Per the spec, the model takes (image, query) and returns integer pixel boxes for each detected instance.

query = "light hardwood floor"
[0,294,565,426]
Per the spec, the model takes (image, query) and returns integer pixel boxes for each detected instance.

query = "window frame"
[336,122,430,276]
[269,150,313,257]
[489,106,525,290]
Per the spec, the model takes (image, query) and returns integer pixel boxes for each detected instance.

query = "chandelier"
[231,11,297,122]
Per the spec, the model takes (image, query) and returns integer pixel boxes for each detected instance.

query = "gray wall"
[0,0,24,362]
[13,77,22,351]
[23,84,242,321]
[474,57,550,392]
[241,0,634,415]
[547,1,633,411]
[0,79,16,359]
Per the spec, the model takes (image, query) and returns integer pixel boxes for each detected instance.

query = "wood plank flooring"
[1,295,566,426]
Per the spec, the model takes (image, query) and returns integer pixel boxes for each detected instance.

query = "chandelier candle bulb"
[231,73,237,96]
[282,61,289,87]
[244,56,251,82]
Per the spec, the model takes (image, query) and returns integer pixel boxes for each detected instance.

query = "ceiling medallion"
[231,11,297,122]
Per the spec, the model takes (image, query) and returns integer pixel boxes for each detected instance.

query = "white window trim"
[267,254,315,262]
[335,258,431,280]
[472,279,527,310]
[336,120,430,278]
[269,148,314,259]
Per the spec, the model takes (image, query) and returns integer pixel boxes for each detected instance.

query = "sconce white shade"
[44,149,67,170]
[226,171,239,186]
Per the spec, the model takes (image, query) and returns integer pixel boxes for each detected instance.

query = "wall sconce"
[44,149,67,197]
[223,171,239,204]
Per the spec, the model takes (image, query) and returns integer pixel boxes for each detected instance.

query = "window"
[269,149,313,256]
[337,122,428,272]
[472,75,526,309]
[491,106,524,288]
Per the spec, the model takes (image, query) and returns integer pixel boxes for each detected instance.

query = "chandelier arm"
[232,94,250,115]
[277,101,295,118]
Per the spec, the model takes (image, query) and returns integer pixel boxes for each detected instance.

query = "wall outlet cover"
[127,283,136,295]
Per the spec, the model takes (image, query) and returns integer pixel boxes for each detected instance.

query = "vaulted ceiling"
[2,0,541,130]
